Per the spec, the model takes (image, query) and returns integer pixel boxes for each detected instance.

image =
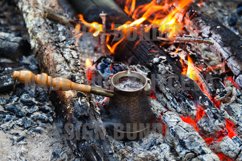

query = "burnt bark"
[0,32,31,60]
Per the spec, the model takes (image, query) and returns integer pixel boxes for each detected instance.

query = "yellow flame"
[78,14,103,37]
[124,0,136,16]
[186,56,199,81]
[75,0,194,54]
[85,58,93,68]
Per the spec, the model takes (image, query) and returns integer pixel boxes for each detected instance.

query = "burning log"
[14,0,242,160]
[0,32,31,60]
[16,0,115,160]
[163,112,220,160]
[210,136,242,160]
[67,0,170,66]
[189,9,242,88]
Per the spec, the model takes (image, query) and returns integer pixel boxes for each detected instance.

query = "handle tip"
[12,71,20,79]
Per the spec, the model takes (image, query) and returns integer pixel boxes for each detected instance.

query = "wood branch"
[157,36,214,45]
[43,7,75,26]
[16,0,115,160]
[0,32,31,60]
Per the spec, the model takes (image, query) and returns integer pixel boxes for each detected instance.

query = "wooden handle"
[12,70,91,93]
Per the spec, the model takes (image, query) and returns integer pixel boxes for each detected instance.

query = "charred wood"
[189,9,242,87]
[157,36,214,45]
[67,0,128,24]
[114,0,150,10]
[163,112,220,160]
[0,32,31,60]
[43,7,75,26]
[16,0,115,160]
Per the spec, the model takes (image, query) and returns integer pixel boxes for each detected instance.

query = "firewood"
[157,36,214,45]
[0,32,31,60]
[16,0,115,160]
[189,8,242,87]
[43,7,75,26]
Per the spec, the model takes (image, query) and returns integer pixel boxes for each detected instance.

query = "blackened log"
[114,0,150,10]
[189,10,242,87]
[0,32,31,60]
[16,0,115,160]
[68,0,128,24]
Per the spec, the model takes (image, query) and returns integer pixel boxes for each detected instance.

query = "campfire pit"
[1,0,242,160]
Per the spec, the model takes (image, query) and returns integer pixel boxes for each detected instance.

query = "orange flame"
[183,56,211,98]
[75,0,194,54]
[132,0,193,38]
[124,0,136,16]
[78,14,103,37]
[106,35,126,54]
[181,55,221,108]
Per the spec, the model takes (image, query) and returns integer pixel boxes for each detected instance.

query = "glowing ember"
[195,105,205,122]
[225,76,240,89]
[180,116,199,131]
[181,105,206,132]
[203,119,237,144]
[204,137,214,145]
[150,90,157,99]
[225,119,237,139]
[85,58,93,83]
[216,153,234,161]
[157,114,167,137]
